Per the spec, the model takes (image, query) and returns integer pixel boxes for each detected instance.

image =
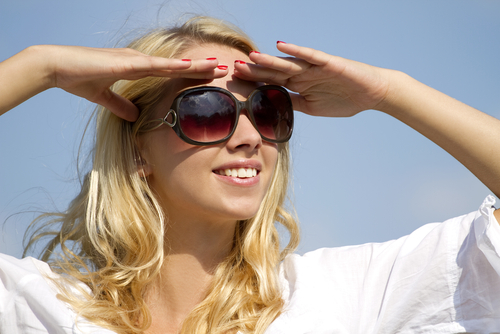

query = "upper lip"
[213,159,262,172]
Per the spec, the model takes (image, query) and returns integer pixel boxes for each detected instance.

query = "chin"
[222,204,262,222]
[212,192,263,214]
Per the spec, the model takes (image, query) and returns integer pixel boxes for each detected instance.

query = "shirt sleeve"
[270,195,500,334]
[0,253,115,334]
[474,195,500,276]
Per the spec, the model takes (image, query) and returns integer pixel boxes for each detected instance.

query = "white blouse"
[1,196,500,334]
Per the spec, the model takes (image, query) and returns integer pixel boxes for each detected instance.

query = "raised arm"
[0,45,227,121]
[378,71,500,201]
[234,42,500,202]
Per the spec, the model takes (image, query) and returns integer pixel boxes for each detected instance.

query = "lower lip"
[213,173,260,186]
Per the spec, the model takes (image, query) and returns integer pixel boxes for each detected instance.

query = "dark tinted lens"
[251,89,293,141]
[178,91,236,143]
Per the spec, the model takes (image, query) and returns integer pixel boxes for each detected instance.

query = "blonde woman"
[1,16,500,334]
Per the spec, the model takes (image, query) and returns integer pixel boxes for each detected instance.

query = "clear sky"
[1,0,500,258]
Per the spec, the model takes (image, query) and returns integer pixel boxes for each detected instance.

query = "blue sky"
[1,0,500,258]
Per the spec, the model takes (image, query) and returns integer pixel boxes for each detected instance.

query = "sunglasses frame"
[155,85,294,146]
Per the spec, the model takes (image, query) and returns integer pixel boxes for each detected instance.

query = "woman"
[1,16,499,334]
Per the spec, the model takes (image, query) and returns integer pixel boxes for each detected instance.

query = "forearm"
[379,70,500,197]
[0,45,54,116]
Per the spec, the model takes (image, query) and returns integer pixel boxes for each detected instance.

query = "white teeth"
[216,168,258,178]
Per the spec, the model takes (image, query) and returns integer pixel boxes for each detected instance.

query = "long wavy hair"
[24,16,299,334]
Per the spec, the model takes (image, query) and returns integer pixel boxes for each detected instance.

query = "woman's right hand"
[0,45,227,121]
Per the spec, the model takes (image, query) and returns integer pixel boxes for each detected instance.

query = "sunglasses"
[150,85,294,145]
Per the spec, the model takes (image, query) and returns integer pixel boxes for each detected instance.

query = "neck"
[144,214,237,334]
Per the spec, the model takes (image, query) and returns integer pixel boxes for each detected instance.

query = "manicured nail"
[277,41,286,44]
[182,59,191,61]
[234,60,246,64]
[217,65,228,70]
[249,50,260,55]
[206,57,217,60]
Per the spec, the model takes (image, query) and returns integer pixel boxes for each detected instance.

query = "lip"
[213,173,261,187]
[212,159,262,187]
[212,159,262,172]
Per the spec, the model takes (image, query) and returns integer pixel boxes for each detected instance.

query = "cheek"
[266,144,279,170]
[139,129,188,179]
[144,127,187,160]
[261,143,280,190]
[144,130,212,191]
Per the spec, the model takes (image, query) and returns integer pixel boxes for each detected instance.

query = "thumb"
[94,88,139,122]
[289,92,309,114]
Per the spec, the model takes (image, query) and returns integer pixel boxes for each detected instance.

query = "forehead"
[152,44,260,118]
[173,44,257,97]
[181,43,250,71]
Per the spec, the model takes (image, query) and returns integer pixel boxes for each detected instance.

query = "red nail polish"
[217,65,228,70]
[235,60,246,64]
[182,59,191,61]
[206,57,217,60]
[249,50,260,54]
[277,41,286,44]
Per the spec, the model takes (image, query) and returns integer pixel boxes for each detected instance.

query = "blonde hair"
[25,16,299,333]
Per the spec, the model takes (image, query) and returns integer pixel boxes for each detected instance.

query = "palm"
[235,43,390,118]
[47,46,224,121]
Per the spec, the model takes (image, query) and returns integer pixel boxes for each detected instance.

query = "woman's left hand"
[234,42,393,118]
[235,42,500,200]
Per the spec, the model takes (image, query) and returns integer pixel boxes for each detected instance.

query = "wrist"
[0,45,59,115]
[372,69,412,117]
[21,45,57,91]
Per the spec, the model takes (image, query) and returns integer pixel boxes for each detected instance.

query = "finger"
[96,55,219,81]
[143,57,194,71]
[156,58,219,72]
[289,92,311,115]
[233,62,289,86]
[170,68,229,80]
[275,42,339,68]
[93,88,139,122]
[124,58,228,80]
[88,49,194,75]
[154,59,229,79]
[248,51,312,76]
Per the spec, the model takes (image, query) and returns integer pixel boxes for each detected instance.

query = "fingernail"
[249,50,260,55]
[234,60,246,64]
[206,57,217,60]
[277,41,286,44]
[217,65,228,70]
[182,59,191,61]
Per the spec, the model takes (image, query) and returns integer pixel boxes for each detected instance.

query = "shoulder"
[0,253,114,333]
[271,195,500,333]
[0,253,55,291]
[282,195,499,278]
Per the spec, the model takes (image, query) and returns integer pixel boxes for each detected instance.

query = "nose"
[226,111,262,152]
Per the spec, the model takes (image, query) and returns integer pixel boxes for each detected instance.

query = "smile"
[213,168,258,178]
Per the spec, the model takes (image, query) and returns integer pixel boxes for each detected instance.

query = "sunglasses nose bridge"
[235,99,246,112]
[236,99,255,118]
[235,99,259,130]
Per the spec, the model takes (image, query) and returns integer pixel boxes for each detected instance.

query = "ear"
[136,156,153,178]
[135,134,153,178]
